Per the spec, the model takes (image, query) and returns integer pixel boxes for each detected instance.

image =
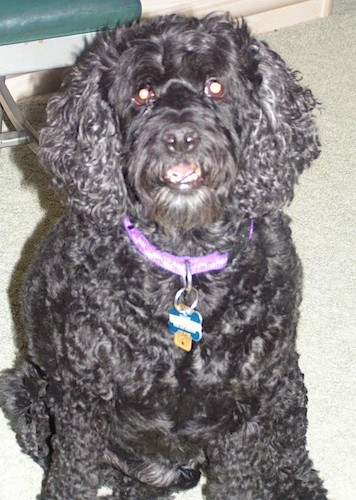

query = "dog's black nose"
[162,126,199,154]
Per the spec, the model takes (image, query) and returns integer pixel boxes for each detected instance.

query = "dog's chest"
[103,257,241,429]
[114,320,237,430]
[111,341,237,459]
[62,226,249,432]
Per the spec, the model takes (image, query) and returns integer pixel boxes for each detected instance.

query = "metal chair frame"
[0,76,40,153]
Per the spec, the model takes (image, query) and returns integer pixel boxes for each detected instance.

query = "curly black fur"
[0,14,327,499]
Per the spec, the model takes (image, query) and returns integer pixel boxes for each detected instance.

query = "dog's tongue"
[165,163,201,188]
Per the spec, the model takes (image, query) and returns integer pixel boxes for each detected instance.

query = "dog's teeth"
[170,172,184,183]
[166,164,201,186]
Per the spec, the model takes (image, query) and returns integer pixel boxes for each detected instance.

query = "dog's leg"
[204,368,327,499]
[106,471,177,500]
[205,434,326,500]
[40,401,105,500]
[101,456,198,499]
[0,360,52,470]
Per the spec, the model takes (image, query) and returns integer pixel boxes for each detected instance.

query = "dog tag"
[174,331,193,352]
[168,304,203,351]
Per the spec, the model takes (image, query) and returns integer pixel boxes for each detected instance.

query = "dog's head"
[40,14,320,230]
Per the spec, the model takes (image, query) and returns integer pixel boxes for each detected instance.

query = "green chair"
[0,0,141,153]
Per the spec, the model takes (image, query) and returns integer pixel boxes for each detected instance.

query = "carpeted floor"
[0,4,355,500]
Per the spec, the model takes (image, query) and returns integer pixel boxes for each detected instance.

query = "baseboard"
[6,69,66,101]
[245,0,333,32]
[141,0,333,29]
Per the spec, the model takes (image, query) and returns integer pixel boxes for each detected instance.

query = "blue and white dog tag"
[168,303,203,351]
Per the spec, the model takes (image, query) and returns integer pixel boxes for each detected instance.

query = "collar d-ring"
[183,260,193,293]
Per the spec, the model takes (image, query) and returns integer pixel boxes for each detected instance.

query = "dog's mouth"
[164,163,203,190]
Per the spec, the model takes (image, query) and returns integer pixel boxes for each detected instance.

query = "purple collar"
[123,216,254,278]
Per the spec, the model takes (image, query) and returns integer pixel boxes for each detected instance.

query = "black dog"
[0,14,327,499]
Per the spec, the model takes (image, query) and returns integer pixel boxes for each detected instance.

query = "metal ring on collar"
[174,287,199,311]
[182,260,193,293]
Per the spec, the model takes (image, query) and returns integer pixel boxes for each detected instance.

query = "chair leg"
[0,76,39,154]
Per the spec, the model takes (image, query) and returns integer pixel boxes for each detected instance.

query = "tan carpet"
[0,7,355,500]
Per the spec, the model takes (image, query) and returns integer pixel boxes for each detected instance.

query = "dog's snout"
[162,126,200,154]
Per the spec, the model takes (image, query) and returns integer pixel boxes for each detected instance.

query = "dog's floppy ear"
[237,33,320,215]
[40,35,127,226]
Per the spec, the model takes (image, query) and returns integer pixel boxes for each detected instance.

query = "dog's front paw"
[176,465,201,489]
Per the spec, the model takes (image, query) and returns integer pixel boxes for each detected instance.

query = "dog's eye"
[204,79,225,99]
[133,86,155,106]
